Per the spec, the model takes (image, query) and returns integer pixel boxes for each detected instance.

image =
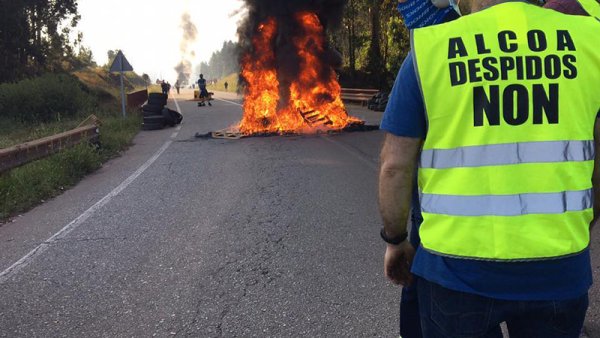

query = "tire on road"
[148,93,168,105]
[143,110,162,118]
[142,103,163,114]
[170,109,183,125]
[142,115,165,131]
[162,108,176,127]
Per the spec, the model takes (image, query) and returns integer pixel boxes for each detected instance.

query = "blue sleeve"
[380,52,427,138]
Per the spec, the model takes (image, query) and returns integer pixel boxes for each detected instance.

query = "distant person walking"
[175,81,181,95]
[224,81,229,92]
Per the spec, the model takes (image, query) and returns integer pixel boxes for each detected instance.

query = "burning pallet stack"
[235,1,362,136]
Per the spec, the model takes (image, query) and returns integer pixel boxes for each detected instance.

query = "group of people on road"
[158,76,213,97]
[379,0,599,336]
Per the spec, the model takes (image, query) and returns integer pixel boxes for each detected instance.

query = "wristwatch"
[380,228,408,245]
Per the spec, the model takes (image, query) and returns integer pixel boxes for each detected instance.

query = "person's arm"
[591,117,600,230]
[379,133,422,285]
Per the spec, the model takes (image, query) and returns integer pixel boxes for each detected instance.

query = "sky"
[77,0,245,82]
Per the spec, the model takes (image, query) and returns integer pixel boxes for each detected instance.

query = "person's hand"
[384,240,416,286]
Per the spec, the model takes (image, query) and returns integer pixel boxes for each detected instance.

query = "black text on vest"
[473,83,558,126]
[445,30,577,127]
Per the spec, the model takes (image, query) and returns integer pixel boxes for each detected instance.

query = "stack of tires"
[142,93,184,131]
[367,91,389,112]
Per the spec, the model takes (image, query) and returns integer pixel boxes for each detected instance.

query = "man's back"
[413,2,600,259]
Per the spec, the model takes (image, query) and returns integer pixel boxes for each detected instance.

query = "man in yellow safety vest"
[378,0,600,335]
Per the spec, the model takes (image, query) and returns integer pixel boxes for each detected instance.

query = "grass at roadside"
[0,67,146,222]
[0,112,141,221]
[207,73,239,93]
[0,118,81,149]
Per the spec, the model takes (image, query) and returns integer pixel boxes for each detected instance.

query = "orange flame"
[239,18,280,133]
[239,12,359,135]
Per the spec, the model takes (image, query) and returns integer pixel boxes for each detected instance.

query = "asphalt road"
[1,90,600,337]
[0,91,397,337]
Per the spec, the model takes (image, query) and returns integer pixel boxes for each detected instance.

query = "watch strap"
[380,228,408,245]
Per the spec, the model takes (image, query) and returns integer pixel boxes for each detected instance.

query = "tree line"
[0,0,97,83]
[195,41,241,81]
[335,0,410,89]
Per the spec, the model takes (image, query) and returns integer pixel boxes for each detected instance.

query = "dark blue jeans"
[417,278,588,338]
[401,280,423,338]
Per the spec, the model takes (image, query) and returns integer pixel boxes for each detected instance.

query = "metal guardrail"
[341,88,380,106]
[0,124,100,174]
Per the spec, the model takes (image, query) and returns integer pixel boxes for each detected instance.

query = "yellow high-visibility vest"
[578,0,600,18]
[412,2,600,260]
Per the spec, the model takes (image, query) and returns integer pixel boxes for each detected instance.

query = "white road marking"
[173,96,183,114]
[214,98,242,106]
[0,98,184,284]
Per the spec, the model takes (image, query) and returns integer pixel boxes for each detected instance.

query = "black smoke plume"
[175,13,198,85]
[238,0,347,105]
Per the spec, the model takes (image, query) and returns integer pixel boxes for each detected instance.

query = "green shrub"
[0,113,141,220]
[0,73,97,123]
[0,143,102,220]
[98,114,142,156]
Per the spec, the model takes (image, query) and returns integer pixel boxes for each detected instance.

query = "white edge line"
[172,98,184,138]
[0,101,183,284]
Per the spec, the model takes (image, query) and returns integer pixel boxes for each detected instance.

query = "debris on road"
[194,122,379,140]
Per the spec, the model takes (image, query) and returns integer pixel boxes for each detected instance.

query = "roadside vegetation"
[0,68,146,222]
[207,73,239,93]
[0,113,140,221]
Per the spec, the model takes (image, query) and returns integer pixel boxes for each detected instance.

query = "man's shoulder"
[380,52,427,139]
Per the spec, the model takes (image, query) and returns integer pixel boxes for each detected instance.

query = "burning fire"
[239,12,360,135]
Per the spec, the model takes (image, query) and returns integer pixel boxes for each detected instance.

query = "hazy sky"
[77,0,245,82]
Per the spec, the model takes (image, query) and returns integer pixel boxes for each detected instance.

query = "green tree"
[0,0,81,82]
[329,0,409,89]
[142,74,151,87]
[195,41,240,80]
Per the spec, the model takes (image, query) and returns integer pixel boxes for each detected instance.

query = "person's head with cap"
[397,0,461,29]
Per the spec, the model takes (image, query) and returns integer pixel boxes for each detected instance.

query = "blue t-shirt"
[380,52,593,301]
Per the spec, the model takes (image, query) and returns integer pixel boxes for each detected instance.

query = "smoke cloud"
[238,0,347,104]
[174,12,198,85]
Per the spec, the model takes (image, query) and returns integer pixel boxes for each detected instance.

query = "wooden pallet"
[299,109,333,127]
[211,129,244,140]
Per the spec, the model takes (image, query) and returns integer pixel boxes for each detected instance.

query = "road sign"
[109,51,133,73]
[109,51,134,118]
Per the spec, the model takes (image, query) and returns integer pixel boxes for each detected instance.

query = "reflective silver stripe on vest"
[421,189,593,216]
[421,140,594,169]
